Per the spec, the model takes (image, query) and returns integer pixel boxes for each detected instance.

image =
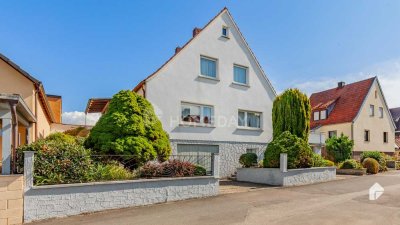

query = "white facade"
[138,9,276,177]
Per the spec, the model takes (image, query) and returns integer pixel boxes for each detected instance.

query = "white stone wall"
[170,139,267,178]
[24,177,218,223]
[237,167,336,186]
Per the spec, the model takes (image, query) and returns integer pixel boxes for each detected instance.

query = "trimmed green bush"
[194,165,207,176]
[360,151,387,172]
[362,158,379,174]
[239,153,258,168]
[272,89,311,142]
[325,134,354,163]
[324,160,335,167]
[312,154,325,167]
[85,90,171,167]
[17,138,94,185]
[264,131,313,169]
[339,159,363,169]
[92,163,134,181]
[139,160,199,178]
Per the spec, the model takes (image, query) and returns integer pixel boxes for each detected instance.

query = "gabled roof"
[310,77,375,129]
[133,7,276,96]
[0,53,56,123]
[390,107,400,132]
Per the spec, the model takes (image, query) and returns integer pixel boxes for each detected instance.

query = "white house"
[135,8,276,177]
[86,8,277,177]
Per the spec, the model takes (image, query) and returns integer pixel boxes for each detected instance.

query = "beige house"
[0,53,62,174]
[310,77,396,158]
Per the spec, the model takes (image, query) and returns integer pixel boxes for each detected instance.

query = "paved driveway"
[31,171,400,225]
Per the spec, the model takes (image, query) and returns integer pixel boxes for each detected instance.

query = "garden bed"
[237,167,336,186]
[336,168,366,176]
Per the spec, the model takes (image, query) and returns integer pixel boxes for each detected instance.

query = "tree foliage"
[85,90,171,166]
[263,131,314,169]
[325,134,354,163]
[272,89,310,142]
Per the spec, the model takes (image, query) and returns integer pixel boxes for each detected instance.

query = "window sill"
[221,35,230,39]
[236,126,263,131]
[232,82,250,88]
[198,75,220,81]
[179,122,215,128]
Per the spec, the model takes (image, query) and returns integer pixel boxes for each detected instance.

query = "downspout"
[351,121,354,158]
[34,83,41,140]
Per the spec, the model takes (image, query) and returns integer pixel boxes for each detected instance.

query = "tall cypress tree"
[272,89,310,142]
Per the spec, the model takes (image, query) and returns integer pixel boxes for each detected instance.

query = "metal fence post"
[212,153,220,178]
[24,151,34,192]
[280,153,287,173]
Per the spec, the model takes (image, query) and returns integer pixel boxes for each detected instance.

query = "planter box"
[336,168,367,176]
[237,167,336,186]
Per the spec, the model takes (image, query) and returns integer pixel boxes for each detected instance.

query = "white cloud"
[62,111,101,126]
[293,58,400,108]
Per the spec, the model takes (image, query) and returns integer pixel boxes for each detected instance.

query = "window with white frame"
[222,26,229,38]
[314,111,320,121]
[379,107,383,118]
[320,110,327,120]
[200,56,217,78]
[238,110,261,129]
[233,65,248,85]
[181,103,213,124]
[369,105,375,117]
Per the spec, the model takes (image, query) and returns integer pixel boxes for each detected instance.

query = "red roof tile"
[310,77,376,129]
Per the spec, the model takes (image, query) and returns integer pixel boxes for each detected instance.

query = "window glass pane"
[370,105,374,116]
[200,57,216,78]
[238,111,245,126]
[320,110,327,120]
[328,131,337,138]
[234,66,247,84]
[222,27,227,36]
[314,112,320,121]
[181,104,200,123]
[247,112,260,128]
[379,107,383,118]
[246,148,257,154]
[203,107,212,124]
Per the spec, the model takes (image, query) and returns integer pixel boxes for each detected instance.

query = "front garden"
[17,90,208,186]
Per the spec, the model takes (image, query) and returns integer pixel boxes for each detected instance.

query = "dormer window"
[314,111,320,121]
[320,110,327,120]
[222,26,229,38]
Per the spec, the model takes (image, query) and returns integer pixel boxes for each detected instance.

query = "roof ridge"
[310,76,376,96]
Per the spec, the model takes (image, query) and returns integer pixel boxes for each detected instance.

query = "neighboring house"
[86,8,277,177]
[0,53,63,174]
[390,107,400,152]
[310,77,396,158]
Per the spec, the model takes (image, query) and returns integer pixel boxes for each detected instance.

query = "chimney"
[338,81,345,88]
[192,27,202,37]
[175,46,182,54]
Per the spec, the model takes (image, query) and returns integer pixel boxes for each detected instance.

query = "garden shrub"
[312,154,325,167]
[272,89,310,142]
[139,160,200,178]
[239,153,258,168]
[339,159,363,170]
[92,163,134,181]
[362,158,379,174]
[325,134,354,163]
[17,138,94,185]
[85,90,171,167]
[360,151,387,172]
[194,165,207,176]
[263,131,313,169]
[324,160,335,167]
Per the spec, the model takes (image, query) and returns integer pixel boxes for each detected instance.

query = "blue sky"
[1,1,399,124]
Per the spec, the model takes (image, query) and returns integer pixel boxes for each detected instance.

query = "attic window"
[222,26,229,38]
[313,112,320,121]
[320,110,327,120]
